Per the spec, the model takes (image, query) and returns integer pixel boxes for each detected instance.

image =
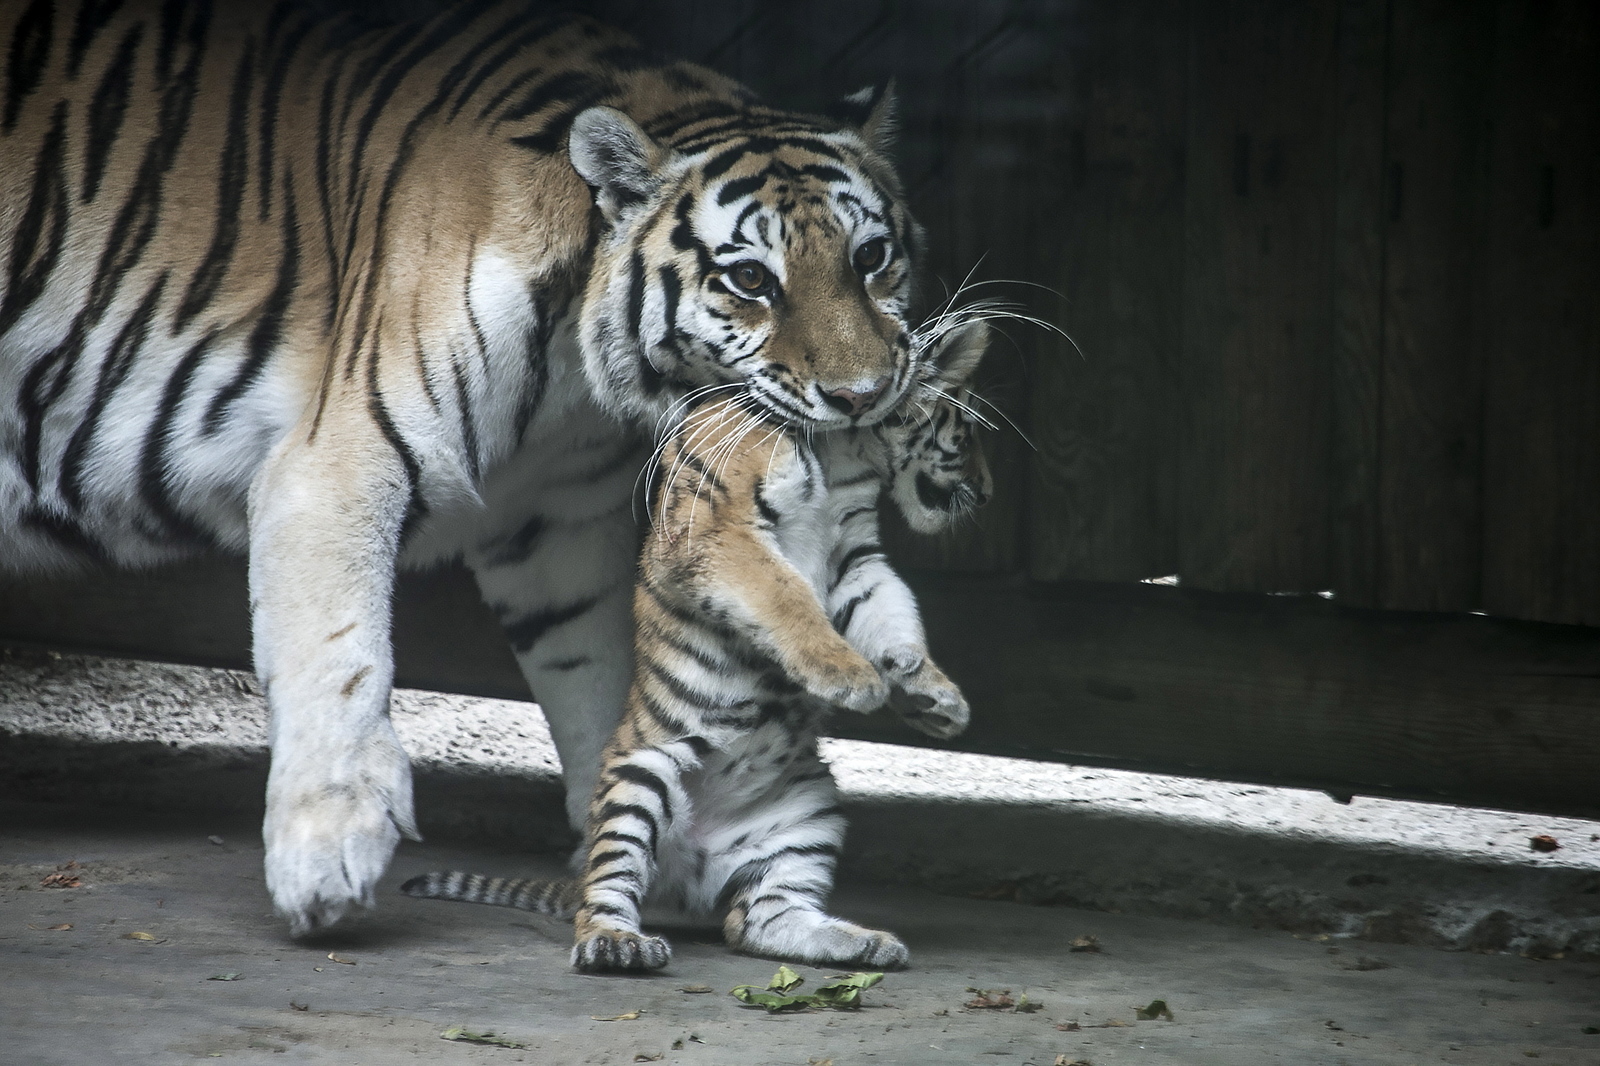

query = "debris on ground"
[731,966,883,1012]
[591,1010,643,1021]
[120,931,164,943]
[289,1002,309,1012]
[1014,993,1044,1013]
[1054,1057,1092,1066]
[40,862,83,888]
[964,988,1014,1010]
[1340,956,1391,971]
[205,973,242,981]
[1135,999,1174,1021]
[325,952,355,965]
[632,1053,663,1062]
[678,984,714,994]
[207,836,225,846]
[1529,835,1561,853]
[1069,935,1102,953]
[440,1027,527,1049]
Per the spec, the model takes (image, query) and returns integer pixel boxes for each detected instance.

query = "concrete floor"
[4,800,1598,1066]
[3,646,1599,1063]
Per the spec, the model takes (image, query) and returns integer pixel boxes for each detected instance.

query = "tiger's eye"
[853,238,887,273]
[728,261,770,294]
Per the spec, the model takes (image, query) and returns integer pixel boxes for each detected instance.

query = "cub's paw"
[807,922,911,970]
[572,930,672,972]
[890,661,969,739]
[789,644,888,713]
[877,645,926,680]
[263,725,418,938]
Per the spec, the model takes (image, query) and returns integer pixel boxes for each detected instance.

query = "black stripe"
[3,0,53,133]
[585,868,641,890]
[636,687,685,734]
[202,176,297,432]
[0,99,69,340]
[585,848,633,870]
[448,357,480,482]
[641,576,738,638]
[677,449,727,496]
[82,22,142,203]
[753,485,780,527]
[507,85,616,153]
[831,587,874,634]
[624,250,645,339]
[498,68,603,124]
[67,0,125,78]
[21,506,105,562]
[173,39,252,331]
[609,763,673,822]
[501,596,599,653]
[682,735,712,758]
[365,338,428,545]
[582,902,631,921]
[59,272,168,512]
[255,6,315,220]
[312,69,339,326]
[657,265,680,339]
[642,655,728,713]
[591,830,649,850]
[137,329,220,545]
[446,11,564,121]
[715,173,765,206]
[832,542,882,588]
[483,512,545,567]
[594,802,658,852]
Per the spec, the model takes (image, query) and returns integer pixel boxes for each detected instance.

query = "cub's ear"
[829,81,897,156]
[928,319,990,387]
[569,107,667,222]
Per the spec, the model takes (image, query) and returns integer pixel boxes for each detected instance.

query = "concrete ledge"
[3,645,1597,959]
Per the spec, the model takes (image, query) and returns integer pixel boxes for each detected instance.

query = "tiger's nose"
[822,376,891,417]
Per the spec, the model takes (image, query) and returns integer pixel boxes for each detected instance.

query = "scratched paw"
[572,929,673,972]
[890,660,969,739]
[263,721,418,938]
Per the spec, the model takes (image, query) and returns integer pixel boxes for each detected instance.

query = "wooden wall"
[583,0,1600,626]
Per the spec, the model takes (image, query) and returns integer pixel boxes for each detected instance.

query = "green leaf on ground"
[440,1027,527,1049]
[731,968,884,1012]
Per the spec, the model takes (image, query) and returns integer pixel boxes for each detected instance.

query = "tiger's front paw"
[802,653,889,713]
[263,723,418,938]
[890,660,969,739]
[572,929,672,972]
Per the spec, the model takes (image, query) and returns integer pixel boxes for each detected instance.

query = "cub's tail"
[399,871,580,919]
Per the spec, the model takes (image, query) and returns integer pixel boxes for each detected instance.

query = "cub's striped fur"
[402,321,991,971]
[2,0,936,936]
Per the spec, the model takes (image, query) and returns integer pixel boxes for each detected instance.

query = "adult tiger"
[0,0,927,936]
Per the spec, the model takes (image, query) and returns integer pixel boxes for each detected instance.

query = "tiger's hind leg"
[569,740,698,972]
[714,762,909,970]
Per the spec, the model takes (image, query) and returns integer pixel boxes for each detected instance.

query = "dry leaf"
[207,973,243,981]
[326,952,355,965]
[289,1002,309,1012]
[440,1027,527,1049]
[808,1059,835,1066]
[40,872,82,889]
[1069,935,1101,953]
[1530,835,1561,853]
[633,1054,664,1062]
[678,984,714,994]
[1055,1021,1081,1032]
[1054,1057,1093,1066]
[964,988,1014,1010]
[591,1010,642,1022]
[207,835,225,846]
[48,923,72,931]
[121,931,163,942]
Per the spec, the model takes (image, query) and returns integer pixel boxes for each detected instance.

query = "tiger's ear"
[569,107,667,222]
[928,319,990,386]
[830,81,897,156]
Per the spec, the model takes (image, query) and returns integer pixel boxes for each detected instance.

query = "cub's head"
[571,89,923,431]
[878,319,993,534]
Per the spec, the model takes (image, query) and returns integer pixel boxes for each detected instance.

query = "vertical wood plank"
[1480,0,1600,625]
[1374,0,1494,612]
[1327,0,1388,608]
[1026,0,1188,583]
[1179,0,1343,593]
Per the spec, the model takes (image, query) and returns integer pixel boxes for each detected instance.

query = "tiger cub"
[402,321,991,970]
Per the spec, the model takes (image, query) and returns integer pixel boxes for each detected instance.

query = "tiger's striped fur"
[1,0,934,937]
[401,322,991,971]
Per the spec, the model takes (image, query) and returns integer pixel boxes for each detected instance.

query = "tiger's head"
[877,319,993,534]
[570,88,924,432]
